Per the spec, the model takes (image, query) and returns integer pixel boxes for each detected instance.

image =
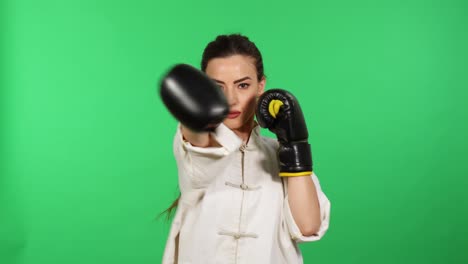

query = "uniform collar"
[245,122,262,151]
[212,122,263,153]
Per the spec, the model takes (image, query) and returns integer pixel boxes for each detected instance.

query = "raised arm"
[256,89,321,236]
[160,64,228,147]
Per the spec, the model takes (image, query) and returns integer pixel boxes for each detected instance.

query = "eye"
[238,83,250,89]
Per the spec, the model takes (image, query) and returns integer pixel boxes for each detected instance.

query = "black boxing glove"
[159,64,229,132]
[256,89,313,176]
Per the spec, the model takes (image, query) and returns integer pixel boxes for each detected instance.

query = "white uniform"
[162,123,331,264]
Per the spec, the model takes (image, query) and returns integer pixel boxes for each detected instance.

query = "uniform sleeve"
[173,123,241,194]
[173,124,225,190]
[282,172,331,243]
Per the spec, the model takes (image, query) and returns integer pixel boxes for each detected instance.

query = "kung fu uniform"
[162,123,331,264]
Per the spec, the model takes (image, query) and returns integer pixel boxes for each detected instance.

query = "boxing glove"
[159,64,229,132]
[256,89,313,176]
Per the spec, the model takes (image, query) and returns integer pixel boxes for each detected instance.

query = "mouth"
[227,111,241,119]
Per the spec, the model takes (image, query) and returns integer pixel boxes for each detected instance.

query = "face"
[205,55,266,132]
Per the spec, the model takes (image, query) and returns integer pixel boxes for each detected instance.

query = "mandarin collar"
[212,122,263,153]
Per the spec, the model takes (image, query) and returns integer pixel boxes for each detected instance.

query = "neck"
[232,119,256,144]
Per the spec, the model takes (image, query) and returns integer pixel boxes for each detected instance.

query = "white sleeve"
[173,124,224,190]
[282,172,331,243]
[173,123,241,192]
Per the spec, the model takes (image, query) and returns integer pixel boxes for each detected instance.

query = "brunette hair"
[201,33,265,81]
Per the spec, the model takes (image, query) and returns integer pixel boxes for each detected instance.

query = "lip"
[227,111,241,119]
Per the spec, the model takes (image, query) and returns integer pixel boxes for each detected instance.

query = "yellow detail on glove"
[268,99,284,118]
[279,171,313,177]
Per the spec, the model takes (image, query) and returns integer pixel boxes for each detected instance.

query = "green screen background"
[1,0,467,263]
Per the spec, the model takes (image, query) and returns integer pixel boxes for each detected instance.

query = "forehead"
[205,55,256,81]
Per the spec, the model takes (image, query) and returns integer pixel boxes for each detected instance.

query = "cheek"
[240,93,258,115]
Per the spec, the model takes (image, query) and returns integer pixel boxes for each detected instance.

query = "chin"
[223,118,251,131]
[223,120,241,130]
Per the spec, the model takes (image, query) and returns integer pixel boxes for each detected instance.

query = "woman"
[160,34,330,264]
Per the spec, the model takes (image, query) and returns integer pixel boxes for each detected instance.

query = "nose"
[224,87,238,107]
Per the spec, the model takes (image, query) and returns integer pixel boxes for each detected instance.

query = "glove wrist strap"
[278,141,313,177]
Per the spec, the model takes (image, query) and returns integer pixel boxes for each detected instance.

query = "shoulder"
[261,135,277,145]
[259,135,279,152]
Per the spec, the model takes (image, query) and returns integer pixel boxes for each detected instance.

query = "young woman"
[159,34,330,264]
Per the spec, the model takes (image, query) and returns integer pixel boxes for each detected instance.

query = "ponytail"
[157,193,181,222]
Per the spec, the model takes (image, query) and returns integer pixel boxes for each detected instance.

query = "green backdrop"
[1,0,468,263]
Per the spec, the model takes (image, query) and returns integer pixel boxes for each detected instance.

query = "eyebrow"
[212,76,252,84]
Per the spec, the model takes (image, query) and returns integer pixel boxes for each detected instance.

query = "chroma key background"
[1,0,467,263]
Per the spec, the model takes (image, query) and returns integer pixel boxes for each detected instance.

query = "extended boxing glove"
[256,89,313,176]
[159,64,229,132]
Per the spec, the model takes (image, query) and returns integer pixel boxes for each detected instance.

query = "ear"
[257,76,266,96]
